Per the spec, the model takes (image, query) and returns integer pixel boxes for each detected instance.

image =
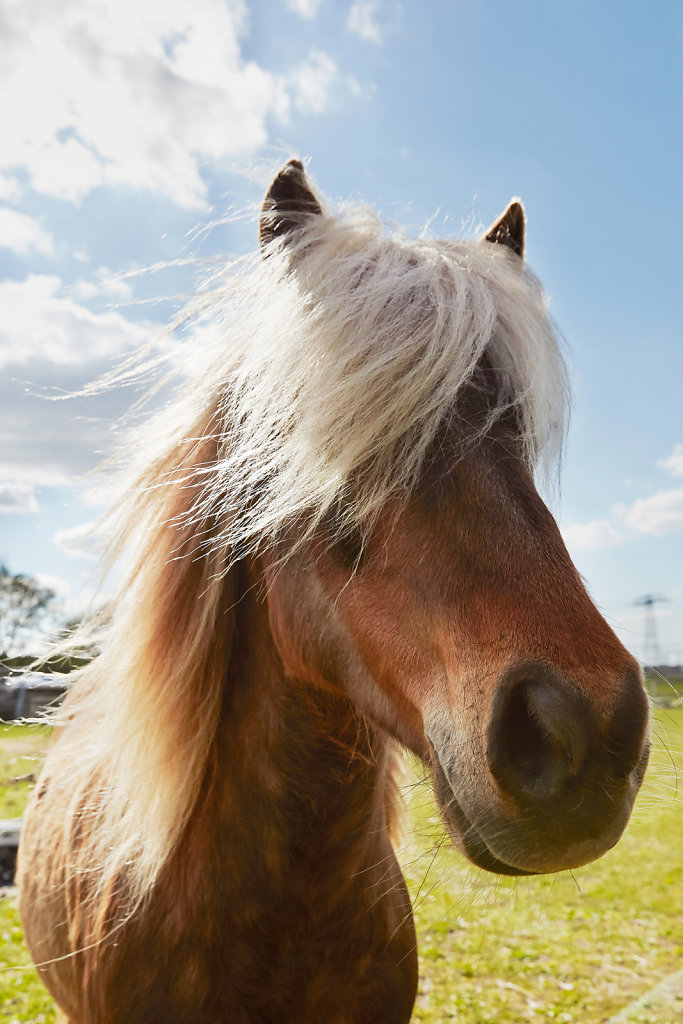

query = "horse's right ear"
[483,200,525,259]
[259,159,323,251]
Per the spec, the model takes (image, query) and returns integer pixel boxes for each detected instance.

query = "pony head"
[255,159,649,875]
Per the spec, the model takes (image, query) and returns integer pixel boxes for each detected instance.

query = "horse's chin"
[429,752,536,877]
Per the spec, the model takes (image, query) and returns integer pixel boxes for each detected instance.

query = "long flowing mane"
[52,193,570,920]
[159,202,569,557]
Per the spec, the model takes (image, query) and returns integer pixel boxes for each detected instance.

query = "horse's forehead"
[413,419,530,520]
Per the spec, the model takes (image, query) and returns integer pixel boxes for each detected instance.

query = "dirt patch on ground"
[0,735,50,762]
[608,968,683,1023]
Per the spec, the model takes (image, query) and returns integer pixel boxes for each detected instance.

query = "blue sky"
[1,0,681,662]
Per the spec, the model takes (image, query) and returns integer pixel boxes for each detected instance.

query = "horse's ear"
[483,200,525,259]
[259,159,323,250]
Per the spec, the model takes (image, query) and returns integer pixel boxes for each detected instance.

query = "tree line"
[0,565,93,672]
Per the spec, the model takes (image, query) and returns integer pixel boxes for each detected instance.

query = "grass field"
[0,710,681,1023]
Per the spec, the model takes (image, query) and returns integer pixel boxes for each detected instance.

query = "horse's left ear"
[259,159,323,250]
[483,200,525,259]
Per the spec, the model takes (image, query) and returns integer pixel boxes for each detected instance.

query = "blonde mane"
[52,197,570,917]
[166,202,569,558]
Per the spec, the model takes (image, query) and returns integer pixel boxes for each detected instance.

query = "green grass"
[645,674,683,704]
[0,712,681,1023]
[0,725,51,820]
[0,724,56,1022]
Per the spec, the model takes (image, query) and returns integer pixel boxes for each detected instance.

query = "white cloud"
[0,275,152,370]
[0,0,338,208]
[564,487,683,548]
[347,0,383,43]
[285,0,323,17]
[69,271,134,304]
[291,50,338,114]
[614,488,683,536]
[53,522,97,557]
[0,373,118,486]
[0,481,39,514]
[561,517,625,551]
[563,444,683,548]
[0,376,130,499]
[0,174,21,202]
[0,462,73,489]
[0,206,54,256]
[0,275,159,493]
[658,443,683,478]
[33,572,73,596]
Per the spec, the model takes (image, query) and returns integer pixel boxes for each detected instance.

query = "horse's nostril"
[605,665,650,777]
[486,667,594,800]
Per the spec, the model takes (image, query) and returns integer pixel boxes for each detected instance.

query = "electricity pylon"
[633,594,670,695]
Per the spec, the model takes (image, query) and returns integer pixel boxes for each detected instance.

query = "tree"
[0,565,56,660]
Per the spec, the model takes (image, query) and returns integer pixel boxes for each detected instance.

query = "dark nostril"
[486,666,594,800]
[605,665,650,777]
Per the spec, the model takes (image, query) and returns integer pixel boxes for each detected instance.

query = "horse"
[18,159,650,1024]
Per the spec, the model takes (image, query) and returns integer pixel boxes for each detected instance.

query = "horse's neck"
[182,575,419,1020]
[69,566,416,1024]
[213,575,393,881]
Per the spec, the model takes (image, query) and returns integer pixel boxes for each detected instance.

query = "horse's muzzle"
[430,661,650,875]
